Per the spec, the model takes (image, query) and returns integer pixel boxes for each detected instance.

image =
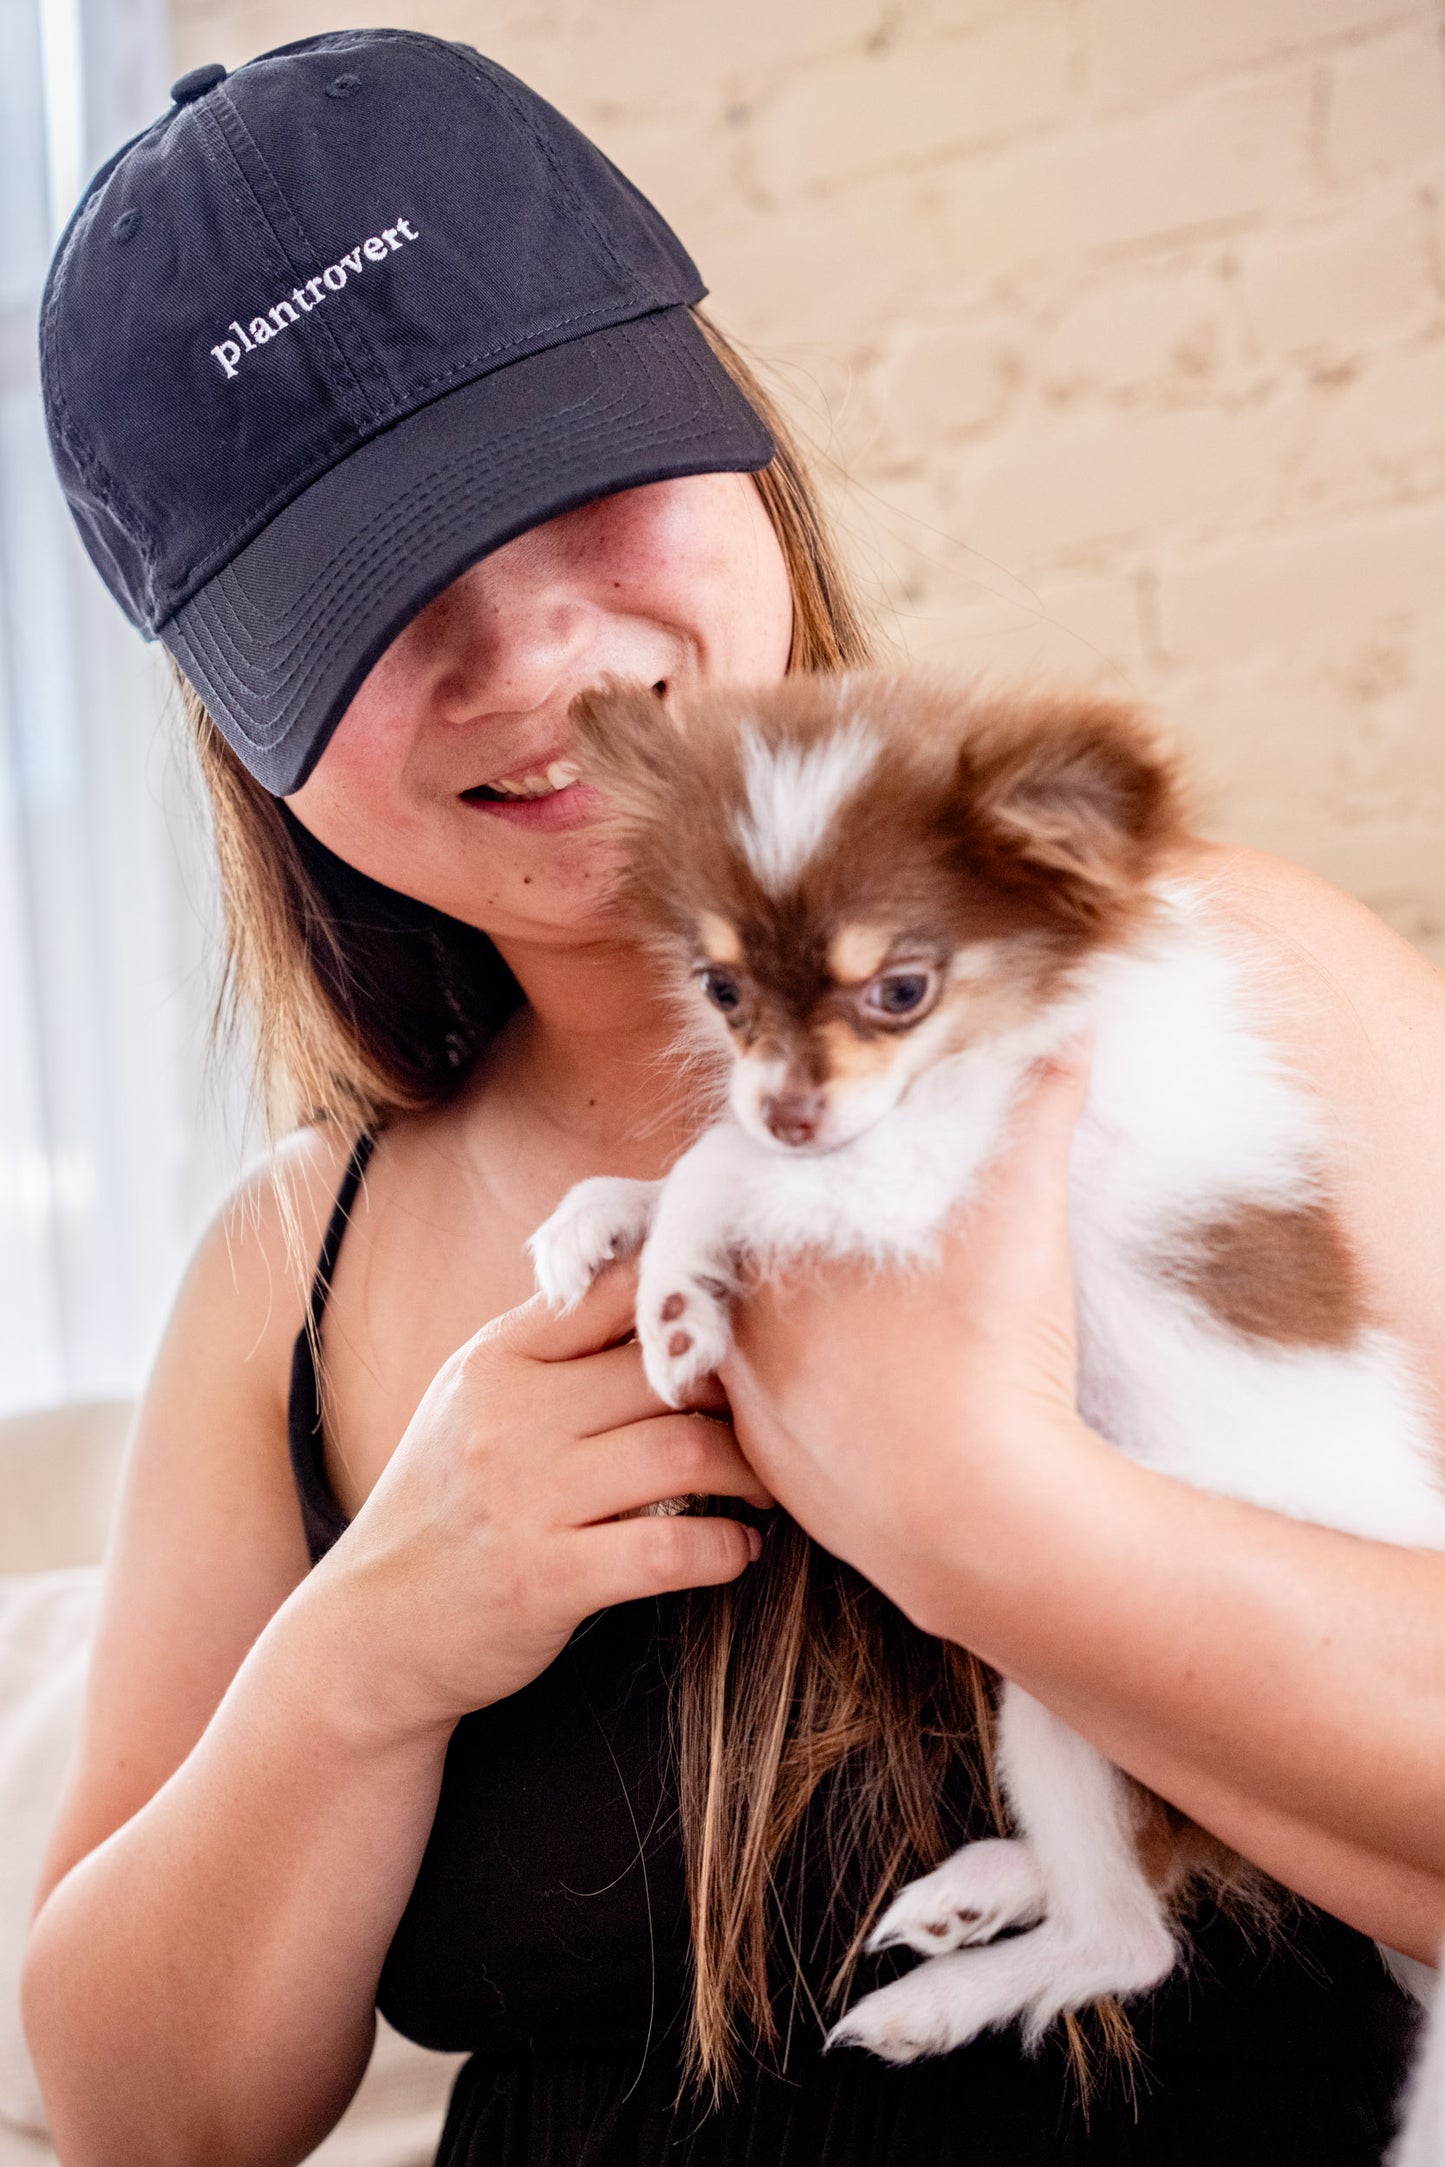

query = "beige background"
[172,0,1445,960]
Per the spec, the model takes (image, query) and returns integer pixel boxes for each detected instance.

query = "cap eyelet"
[325,73,362,99]
[111,208,141,243]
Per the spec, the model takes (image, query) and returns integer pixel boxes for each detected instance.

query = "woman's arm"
[22,1132,768,2167]
[726,845,1445,1964]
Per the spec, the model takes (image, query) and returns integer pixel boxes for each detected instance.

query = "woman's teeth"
[485,760,580,799]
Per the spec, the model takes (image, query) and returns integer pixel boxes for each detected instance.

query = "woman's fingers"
[491,1256,643,1363]
[978,1038,1090,1218]
[488,1262,735,1435]
[930,1036,1093,1413]
[577,1509,761,1609]
[546,1338,671,1436]
[946,1038,1092,1282]
[574,1412,774,1525]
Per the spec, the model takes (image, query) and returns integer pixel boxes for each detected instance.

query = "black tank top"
[289,1133,1419,2165]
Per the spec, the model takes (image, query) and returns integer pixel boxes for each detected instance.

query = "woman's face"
[284,472,794,945]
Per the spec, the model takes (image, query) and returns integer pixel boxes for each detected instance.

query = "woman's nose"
[413,553,602,725]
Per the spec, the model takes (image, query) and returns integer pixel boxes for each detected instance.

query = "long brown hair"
[178,309,1001,2093]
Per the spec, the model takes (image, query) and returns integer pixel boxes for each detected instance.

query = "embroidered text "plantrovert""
[209,216,420,380]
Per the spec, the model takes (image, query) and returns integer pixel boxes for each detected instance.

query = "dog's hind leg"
[833,1684,1176,2062]
[994,1684,1178,2043]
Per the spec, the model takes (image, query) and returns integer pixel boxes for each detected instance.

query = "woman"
[22,26,1440,2167]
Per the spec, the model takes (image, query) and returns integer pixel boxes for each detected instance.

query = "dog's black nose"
[762,1091,824,1146]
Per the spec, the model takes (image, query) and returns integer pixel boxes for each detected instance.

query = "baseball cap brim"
[162,306,774,794]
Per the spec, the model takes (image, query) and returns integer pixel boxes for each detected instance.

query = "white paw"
[528,1177,660,1311]
[637,1268,735,1407]
[867,1838,1046,1957]
[827,1966,969,2064]
[832,1910,1179,2064]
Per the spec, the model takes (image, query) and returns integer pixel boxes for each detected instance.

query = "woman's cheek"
[285,759,420,890]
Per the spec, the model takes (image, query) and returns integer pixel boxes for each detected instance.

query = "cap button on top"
[170,62,227,104]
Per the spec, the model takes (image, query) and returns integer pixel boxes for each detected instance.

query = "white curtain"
[1,0,253,1416]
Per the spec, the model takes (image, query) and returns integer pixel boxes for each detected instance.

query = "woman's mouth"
[468,759,580,801]
[459,758,600,830]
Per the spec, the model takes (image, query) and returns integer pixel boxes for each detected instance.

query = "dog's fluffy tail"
[1390,1949,1444,2166]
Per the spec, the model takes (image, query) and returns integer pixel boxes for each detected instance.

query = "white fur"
[527,1174,662,1311]
[734,722,879,893]
[1392,1957,1445,2166]
[529,878,1445,2066]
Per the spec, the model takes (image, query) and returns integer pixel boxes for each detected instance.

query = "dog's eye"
[700,967,743,1015]
[864,969,936,1021]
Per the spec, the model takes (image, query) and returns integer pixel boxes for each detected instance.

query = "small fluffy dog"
[529,672,1445,2066]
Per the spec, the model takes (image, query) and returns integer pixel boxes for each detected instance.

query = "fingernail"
[745,1525,763,1562]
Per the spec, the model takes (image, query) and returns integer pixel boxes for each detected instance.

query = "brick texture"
[170,0,1445,964]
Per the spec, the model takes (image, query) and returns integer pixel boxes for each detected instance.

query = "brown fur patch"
[1129,1784,1237,1899]
[1163,1197,1365,1349]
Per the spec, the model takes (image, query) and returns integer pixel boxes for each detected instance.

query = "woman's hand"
[317,1261,770,1745]
[725,1046,1105,1639]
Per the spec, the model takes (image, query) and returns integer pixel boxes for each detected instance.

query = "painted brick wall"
[170,0,1445,959]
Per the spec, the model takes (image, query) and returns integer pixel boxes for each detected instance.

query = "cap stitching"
[227,384,691,666]
[452,54,644,300]
[180,413,766,770]
[200,98,385,429]
[392,303,617,404]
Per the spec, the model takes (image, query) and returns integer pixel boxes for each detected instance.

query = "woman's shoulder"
[188,1119,368,1394]
[1185,838,1441,988]
[144,1118,380,1463]
[1181,837,1445,1097]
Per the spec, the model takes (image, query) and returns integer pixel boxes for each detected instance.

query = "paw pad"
[660,1293,686,1322]
[668,1330,693,1357]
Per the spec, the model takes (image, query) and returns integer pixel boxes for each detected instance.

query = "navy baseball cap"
[40,29,774,793]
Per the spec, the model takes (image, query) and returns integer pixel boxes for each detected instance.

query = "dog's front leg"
[528,1175,664,1311]
[635,1127,755,1406]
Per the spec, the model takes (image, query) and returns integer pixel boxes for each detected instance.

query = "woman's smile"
[458,776,602,831]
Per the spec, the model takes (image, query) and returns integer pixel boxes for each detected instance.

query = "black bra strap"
[307,1130,376,1336]
[289,1131,375,1568]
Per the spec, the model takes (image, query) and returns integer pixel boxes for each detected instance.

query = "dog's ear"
[568,680,689,830]
[960,700,1185,923]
